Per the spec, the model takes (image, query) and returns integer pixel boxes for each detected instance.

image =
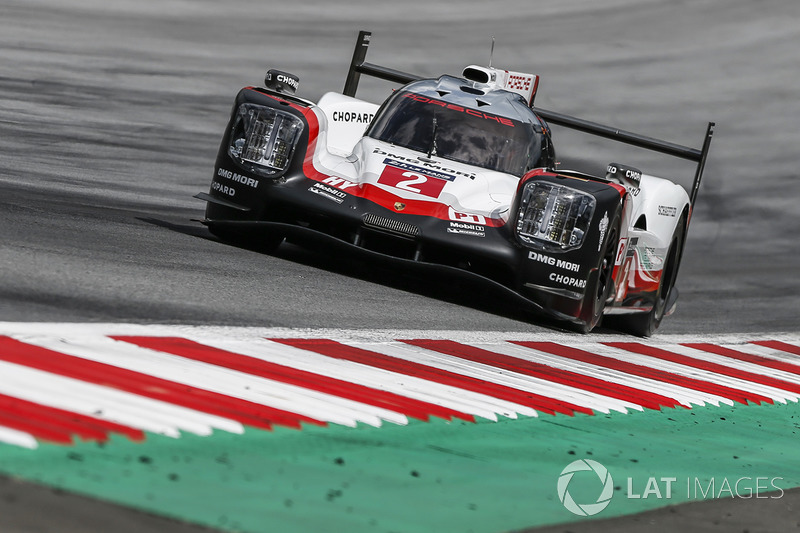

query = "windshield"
[367,91,543,176]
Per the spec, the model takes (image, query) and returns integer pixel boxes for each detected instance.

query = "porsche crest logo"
[394,202,406,211]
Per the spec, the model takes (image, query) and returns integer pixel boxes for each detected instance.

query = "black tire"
[576,214,620,333]
[625,216,686,337]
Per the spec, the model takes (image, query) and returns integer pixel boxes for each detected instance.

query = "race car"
[195,30,714,336]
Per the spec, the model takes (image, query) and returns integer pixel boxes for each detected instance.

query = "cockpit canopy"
[366,77,553,176]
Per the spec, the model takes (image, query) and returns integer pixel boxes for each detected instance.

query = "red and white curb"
[1,323,799,449]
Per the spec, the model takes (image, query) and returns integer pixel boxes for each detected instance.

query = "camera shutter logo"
[557,459,614,516]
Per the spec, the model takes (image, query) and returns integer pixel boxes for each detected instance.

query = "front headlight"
[516,181,595,251]
[228,103,303,177]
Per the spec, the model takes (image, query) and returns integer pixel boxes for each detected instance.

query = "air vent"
[463,66,493,84]
[362,213,420,237]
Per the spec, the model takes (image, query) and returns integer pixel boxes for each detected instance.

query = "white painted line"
[662,343,800,391]
[362,341,639,414]
[16,334,408,428]
[584,343,799,404]
[0,360,243,437]
[193,337,536,420]
[725,342,800,368]
[1,322,797,345]
[482,342,734,408]
[0,425,38,449]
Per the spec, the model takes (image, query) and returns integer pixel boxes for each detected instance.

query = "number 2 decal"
[395,172,427,193]
[378,166,446,198]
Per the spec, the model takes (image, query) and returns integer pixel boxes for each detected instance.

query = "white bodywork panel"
[609,172,690,311]
[316,92,379,156]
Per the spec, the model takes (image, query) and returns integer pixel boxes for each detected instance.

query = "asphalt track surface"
[1,0,799,531]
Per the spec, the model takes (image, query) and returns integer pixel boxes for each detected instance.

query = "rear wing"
[342,30,714,211]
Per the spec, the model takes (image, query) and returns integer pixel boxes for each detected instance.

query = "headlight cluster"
[228,103,303,177]
[516,181,595,251]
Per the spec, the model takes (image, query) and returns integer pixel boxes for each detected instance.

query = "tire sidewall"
[578,212,621,332]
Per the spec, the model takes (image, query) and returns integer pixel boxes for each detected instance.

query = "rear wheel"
[625,216,686,337]
[576,214,620,333]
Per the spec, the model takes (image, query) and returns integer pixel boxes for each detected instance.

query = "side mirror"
[606,162,642,189]
[264,69,299,95]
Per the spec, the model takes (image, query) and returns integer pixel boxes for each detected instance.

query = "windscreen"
[367,92,543,176]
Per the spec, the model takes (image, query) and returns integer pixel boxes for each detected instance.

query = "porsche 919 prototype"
[196,31,714,335]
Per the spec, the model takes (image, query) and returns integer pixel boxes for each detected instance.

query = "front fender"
[633,174,690,247]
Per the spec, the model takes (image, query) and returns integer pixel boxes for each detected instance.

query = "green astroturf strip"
[1,402,799,533]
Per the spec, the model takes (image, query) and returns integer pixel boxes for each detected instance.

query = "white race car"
[196,31,714,335]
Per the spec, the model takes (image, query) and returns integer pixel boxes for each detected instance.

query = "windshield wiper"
[420,116,439,161]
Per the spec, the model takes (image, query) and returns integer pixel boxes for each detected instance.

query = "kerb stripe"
[515,341,763,405]
[0,393,145,444]
[752,340,800,357]
[113,336,473,423]
[0,336,321,431]
[685,343,800,378]
[609,342,800,400]
[271,338,592,416]
[402,339,680,411]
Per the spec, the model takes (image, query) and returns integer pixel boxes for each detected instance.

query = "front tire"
[576,214,620,333]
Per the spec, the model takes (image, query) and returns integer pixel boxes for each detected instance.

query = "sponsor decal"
[606,163,642,187]
[549,273,587,289]
[322,176,359,191]
[528,251,580,273]
[658,205,678,217]
[639,246,665,271]
[217,168,259,188]
[615,237,628,266]
[382,158,456,182]
[447,221,485,237]
[378,164,448,199]
[277,74,299,91]
[448,207,486,225]
[597,212,609,252]
[332,111,375,124]
[372,148,476,180]
[308,183,346,204]
[401,93,516,127]
[265,71,299,92]
[211,181,235,197]
[507,73,534,92]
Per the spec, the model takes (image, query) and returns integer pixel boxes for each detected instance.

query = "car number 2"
[378,166,446,198]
